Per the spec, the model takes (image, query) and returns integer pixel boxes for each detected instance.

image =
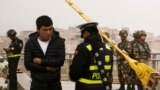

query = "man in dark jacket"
[24,15,65,90]
[4,29,23,90]
[69,22,113,90]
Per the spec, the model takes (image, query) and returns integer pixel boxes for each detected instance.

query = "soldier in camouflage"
[116,30,132,90]
[130,31,140,47]
[131,30,151,90]
[129,30,140,90]
[103,32,113,50]
[132,30,151,64]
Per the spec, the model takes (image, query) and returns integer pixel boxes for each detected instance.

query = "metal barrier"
[61,53,160,83]
[1,53,160,83]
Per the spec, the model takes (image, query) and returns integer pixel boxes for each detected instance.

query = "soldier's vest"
[138,43,149,59]
[118,41,130,59]
[78,43,112,84]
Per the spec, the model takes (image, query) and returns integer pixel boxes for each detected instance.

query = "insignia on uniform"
[106,86,110,89]
[103,77,107,82]
[99,48,103,51]
[101,70,105,74]
[95,52,99,57]
[98,61,102,65]
[19,43,22,47]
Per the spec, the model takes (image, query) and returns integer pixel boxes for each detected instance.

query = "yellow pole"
[65,0,159,86]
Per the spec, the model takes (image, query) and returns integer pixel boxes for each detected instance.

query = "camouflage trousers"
[117,60,132,84]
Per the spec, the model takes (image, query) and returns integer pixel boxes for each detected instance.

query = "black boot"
[127,84,132,90]
[137,84,143,90]
[117,84,125,90]
[131,84,135,90]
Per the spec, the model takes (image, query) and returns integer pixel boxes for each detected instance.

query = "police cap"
[77,22,99,38]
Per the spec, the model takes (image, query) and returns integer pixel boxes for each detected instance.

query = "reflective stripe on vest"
[90,65,111,70]
[82,44,111,84]
[7,54,22,58]
[79,78,102,84]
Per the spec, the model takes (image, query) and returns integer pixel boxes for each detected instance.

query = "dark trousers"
[8,57,20,90]
[30,80,62,90]
[75,82,108,90]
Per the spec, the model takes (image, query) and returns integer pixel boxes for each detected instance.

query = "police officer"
[132,30,151,90]
[4,29,23,90]
[117,30,132,90]
[69,22,113,90]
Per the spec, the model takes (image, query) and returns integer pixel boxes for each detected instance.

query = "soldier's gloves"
[123,60,128,64]
[139,59,144,63]
[122,50,128,55]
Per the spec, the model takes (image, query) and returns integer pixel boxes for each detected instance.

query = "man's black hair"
[36,15,53,29]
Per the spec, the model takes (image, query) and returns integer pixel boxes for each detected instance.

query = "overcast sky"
[0,0,160,36]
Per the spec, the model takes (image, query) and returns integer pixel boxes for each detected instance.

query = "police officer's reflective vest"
[7,47,22,58]
[7,38,23,58]
[78,43,112,84]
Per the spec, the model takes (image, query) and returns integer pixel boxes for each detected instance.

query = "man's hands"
[47,67,58,72]
[139,59,144,63]
[3,48,10,53]
[33,58,41,64]
[33,57,58,72]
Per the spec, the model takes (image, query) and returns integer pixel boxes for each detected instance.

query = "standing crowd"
[3,15,150,90]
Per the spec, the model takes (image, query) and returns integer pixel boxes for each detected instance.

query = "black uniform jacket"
[9,37,23,55]
[69,34,113,90]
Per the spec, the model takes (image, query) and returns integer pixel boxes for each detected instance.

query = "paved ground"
[61,81,138,90]
[0,79,137,90]
[0,74,135,90]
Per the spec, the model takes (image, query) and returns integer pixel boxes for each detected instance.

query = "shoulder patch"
[105,44,111,50]
[19,43,23,48]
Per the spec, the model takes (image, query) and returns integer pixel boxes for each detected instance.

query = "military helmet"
[105,32,110,38]
[138,30,147,38]
[119,30,128,37]
[133,30,140,39]
[7,29,17,37]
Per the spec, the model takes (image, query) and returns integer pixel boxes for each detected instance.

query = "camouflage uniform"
[117,30,132,90]
[130,31,140,48]
[131,30,151,90]
[132,30,151,64]
[130,31,140,90]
